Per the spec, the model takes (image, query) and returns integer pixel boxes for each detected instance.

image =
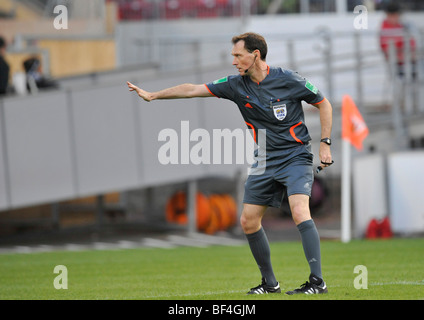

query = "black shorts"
[243,145,314,208]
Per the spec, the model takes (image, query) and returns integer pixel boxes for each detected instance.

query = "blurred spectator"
[379,2,417,77]
[23,57,59,93]
[348,0,365,11]
[0,36,10,95]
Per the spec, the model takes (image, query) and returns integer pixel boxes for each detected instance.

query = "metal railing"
[122,27,423,112]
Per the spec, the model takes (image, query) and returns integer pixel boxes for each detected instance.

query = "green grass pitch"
[0,238,423,300]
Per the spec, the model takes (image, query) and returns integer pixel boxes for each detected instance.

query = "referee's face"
[231,40,253,75]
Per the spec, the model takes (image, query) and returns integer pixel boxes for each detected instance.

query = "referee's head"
[232,32,268,61]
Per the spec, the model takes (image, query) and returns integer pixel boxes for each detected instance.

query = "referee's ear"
[253,49,261,60]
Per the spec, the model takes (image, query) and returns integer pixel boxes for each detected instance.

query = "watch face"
[321,138,331,145]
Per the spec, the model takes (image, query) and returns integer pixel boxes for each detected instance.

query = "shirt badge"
[273,104,287,121]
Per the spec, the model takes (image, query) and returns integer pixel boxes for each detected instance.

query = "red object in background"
[380,217,393,238]
[366,218,379,239]
[117,0,155,20]
[366,217,393,239]
[342,95,369,151]
[113,0,253,21]
[379,19,416,64]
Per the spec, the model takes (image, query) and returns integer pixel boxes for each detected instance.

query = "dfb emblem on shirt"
[273,104,287,121]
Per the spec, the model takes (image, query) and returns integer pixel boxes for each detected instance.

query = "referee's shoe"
[285,274,328,295]
[247,278,281,294]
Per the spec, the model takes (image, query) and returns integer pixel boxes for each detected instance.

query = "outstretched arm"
[127,81,213,102]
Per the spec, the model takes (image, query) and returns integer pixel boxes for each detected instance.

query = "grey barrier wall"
[70,85,140,195]
[0,67,248,211]
[0,102,9,210]
[1,92,74,209]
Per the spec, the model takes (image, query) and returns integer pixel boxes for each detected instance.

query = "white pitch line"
[370,281,424,286]
[141,237,176,249]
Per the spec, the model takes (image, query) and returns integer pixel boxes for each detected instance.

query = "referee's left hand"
[319,144,332,169]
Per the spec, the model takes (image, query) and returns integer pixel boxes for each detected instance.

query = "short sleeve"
[287,71,325,105]
[205,75,237,101]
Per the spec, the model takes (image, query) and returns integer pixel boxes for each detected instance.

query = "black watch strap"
[320,138,331,145]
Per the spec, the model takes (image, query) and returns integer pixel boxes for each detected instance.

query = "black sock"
[297,219,322,280]
[245,227,277,287]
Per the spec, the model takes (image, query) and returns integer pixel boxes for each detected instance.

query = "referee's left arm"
[313,98,333,167]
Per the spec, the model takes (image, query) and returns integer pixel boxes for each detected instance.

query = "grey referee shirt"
[205,66,325,160]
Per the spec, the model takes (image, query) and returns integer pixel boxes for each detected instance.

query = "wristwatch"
[320,138,332,145]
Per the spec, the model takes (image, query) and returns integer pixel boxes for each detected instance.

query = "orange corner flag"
[342,95,369,150]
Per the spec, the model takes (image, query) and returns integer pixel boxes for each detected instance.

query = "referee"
[127,32,332,295]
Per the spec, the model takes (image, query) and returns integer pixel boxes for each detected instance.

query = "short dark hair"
[232,32,268,61]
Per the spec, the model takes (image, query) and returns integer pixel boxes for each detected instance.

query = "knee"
[290,201,311,225]
[239,204,266,234]
[240,211,261,234]
[239,214,250,232]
